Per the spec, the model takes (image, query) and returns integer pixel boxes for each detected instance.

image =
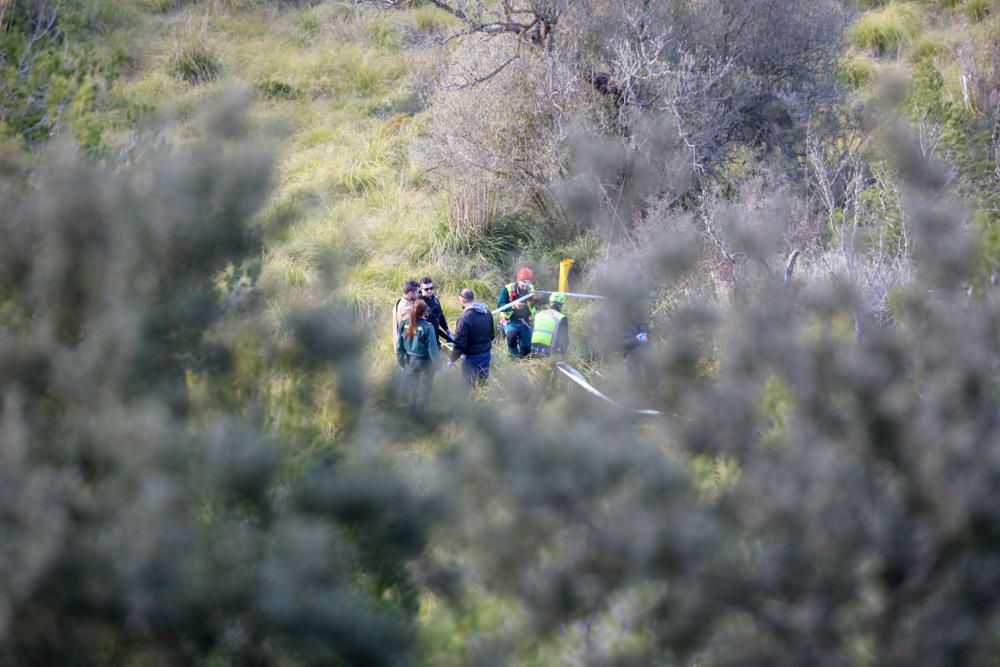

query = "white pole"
[491,291,605,315]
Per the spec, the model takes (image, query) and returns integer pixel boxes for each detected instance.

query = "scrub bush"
[0,0,118,146]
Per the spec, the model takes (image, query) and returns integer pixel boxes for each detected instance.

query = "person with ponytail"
[395,298,440,408]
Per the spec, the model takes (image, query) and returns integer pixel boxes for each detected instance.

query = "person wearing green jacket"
[396,299,440,409]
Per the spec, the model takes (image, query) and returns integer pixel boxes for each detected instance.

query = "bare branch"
[784,249,800,284]
[446,54,520,90]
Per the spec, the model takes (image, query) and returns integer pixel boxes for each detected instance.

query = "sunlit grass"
[88,0,492,385]
[850,1,923,55]
[964,0,992,22]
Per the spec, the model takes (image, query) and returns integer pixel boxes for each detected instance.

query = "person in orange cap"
[496,267,536,357]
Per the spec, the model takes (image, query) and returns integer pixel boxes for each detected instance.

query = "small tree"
[414,0,847,240]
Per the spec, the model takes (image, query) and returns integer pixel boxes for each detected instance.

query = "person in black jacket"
[449,287,495,387]
[419,276,453,343]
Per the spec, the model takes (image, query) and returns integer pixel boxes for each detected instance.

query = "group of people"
[495,267,569,358]
[392,277,495,406]
[391,268,576,406]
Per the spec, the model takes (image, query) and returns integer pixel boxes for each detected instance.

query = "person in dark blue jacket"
[449,288,495,387]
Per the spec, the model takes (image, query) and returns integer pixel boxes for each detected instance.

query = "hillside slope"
[86,0,516,378]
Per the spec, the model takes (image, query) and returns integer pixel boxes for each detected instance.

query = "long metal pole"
[491,291,604,315]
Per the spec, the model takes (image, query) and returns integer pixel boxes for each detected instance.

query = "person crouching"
[396,299,440,409]
[530,292,569,357]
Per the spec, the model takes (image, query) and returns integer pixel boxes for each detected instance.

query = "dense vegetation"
[2,0,1000,665]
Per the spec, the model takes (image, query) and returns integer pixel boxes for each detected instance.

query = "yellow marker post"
[558,258,574,292]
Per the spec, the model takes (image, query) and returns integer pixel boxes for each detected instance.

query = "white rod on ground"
[556,361,663,416]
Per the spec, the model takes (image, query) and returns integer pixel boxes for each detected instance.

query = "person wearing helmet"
[530,291,570,357]
[497,267,536,358]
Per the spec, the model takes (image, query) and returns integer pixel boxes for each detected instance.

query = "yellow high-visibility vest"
[531,308,565,348]
[504,282,536,321]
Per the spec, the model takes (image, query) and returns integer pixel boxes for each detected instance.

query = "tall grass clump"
[140,0,196,12]
[366,17,400,50]
[908,34,941,61]
[257,77,301,101]
[840,55,876,87]
[849,2,922,54]
[442,184,532,264]
[334,164,382,194]
[169,39,222,84]
[293,10,322,44]
[964,0,992,22]
[75,0,141,33]
[341,56,384,96]
[412,5,450,33]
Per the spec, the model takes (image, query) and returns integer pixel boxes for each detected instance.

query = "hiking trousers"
[505,320,532,358]
[461,350,492,387]
[402,356,434,408]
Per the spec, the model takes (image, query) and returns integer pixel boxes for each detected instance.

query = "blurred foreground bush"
[427,120,1000,667]
[0,96,428,667]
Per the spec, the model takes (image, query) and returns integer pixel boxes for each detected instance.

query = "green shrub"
[256,77,301,101]
[964,0,991,22]
[0,2,120,146]
[839,55,876,87]
[939,0,960,7]
[849,2,922,54]
[169,40,222,84]
[908,34,941,61]
[67,0,141,33]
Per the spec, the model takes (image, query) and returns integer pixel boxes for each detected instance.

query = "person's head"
[407,299,428,339]
[419,276,435,299]
[459,287,475,309]
[403,279,419,301]
[550,291,566,312]
[516,267,533,291]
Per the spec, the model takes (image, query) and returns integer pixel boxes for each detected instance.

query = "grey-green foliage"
[0,95,428,667]
[0,0,117,148]
[429,120,1000,667]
